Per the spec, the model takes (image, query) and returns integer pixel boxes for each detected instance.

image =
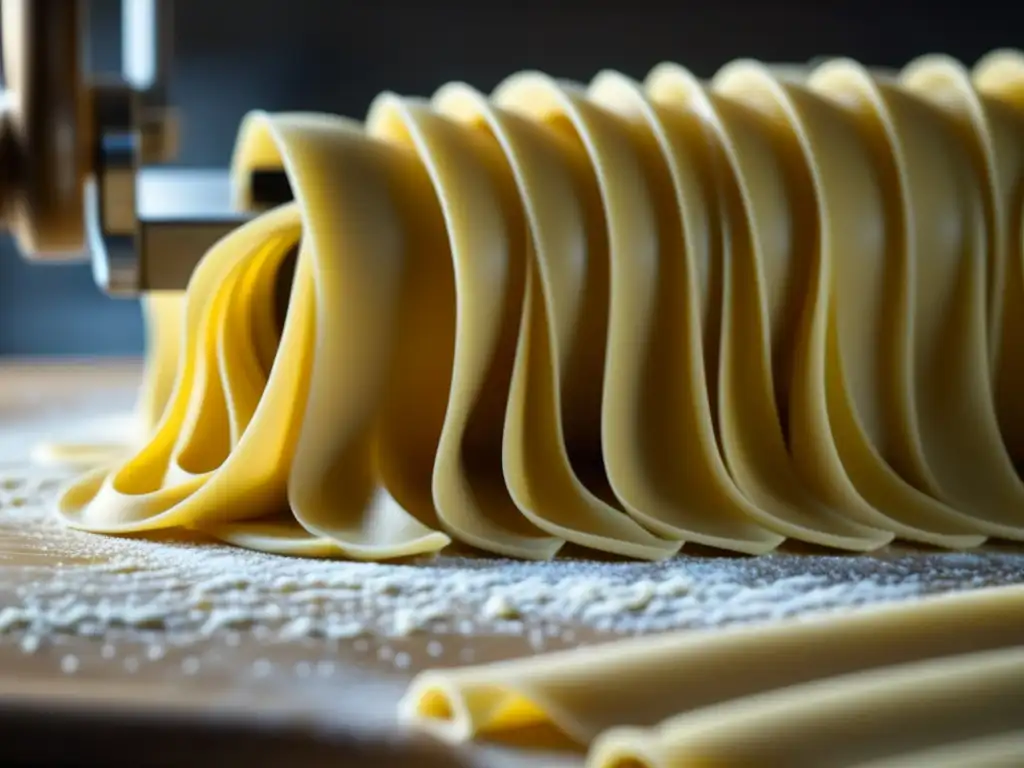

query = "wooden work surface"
[0,360,1020,767]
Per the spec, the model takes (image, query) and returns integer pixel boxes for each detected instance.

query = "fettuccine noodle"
[50,46,1024,768]
[58,50,1024,559]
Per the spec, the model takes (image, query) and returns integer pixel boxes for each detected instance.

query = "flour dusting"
[0,466,1021,682]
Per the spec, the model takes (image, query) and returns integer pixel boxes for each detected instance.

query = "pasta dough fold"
[589,645,1024,768]
[57,50,1024,558]
[399,584,1024,747]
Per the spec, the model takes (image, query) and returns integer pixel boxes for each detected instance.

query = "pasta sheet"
[58,51,1024,561]
[401,585,1024,767]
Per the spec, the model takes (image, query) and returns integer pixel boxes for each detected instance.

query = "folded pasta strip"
[589,644,1024,768]
[399,584,1024,747]
[852,731,1024,768]
[54,50,1024,559]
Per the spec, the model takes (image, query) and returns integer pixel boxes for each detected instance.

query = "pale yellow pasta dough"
[137,292,186,433]
[363,93,565,560]
[57,49,1024,558]
[62,115,453,559]
[802,60,1020,543]
[30,294,185,471]
[31,441,129,470]
[489,72,769,555]
[853,731,1024,768]
[41,44,1024,768]
[588,645,1024,768]
[399,584,1024,747]
[433,80,727,556]
[972,49,1024,472]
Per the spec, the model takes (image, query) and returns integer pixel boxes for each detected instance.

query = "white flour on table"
[0,467,1021,676]
[0,369,1021,690]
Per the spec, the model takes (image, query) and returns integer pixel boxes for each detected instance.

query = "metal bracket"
[0,0,292,296]
[90,167,292,294]
[87,2,294,296]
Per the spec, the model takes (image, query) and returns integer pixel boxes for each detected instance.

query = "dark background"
[0,0,1019,356]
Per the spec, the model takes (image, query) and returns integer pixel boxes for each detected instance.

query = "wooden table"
[0,360,1019,767]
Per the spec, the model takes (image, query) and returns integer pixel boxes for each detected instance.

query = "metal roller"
[0,0,291,296]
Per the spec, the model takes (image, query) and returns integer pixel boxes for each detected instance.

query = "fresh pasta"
[587,645,1024,768]
[58,50,1024,559]
[30,293,184,470]
[399,584,1024,747]
[137,292,187,435]
[400,585,1024,767]
[46,46,1024,768]
[851,731,1024,768]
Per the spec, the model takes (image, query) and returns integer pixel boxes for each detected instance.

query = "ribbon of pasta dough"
[430,81,696,558]
[714,61,972,549]
[57,49,1024,557]
[647,63,896,550]
[800,61,1011,544]
[846,60,1024,537]
[29,294,184,470]
[853,732,1024,768]
[399,584,1024,746]
[582,71,782,553]
[60,113,452,559]
[482,71,778,555]
[973,49,1024,471]
[487,71,726,558]
[363,93,565,560]
[137,293,186,433]
[588,645,1024,768]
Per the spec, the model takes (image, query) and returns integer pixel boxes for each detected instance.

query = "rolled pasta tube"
[852,731,1024,768]
[588,645,1024,768]
[399,584,1024,746]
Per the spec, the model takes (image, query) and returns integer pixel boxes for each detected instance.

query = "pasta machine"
[0,0,291,297]
[0,2,894,299]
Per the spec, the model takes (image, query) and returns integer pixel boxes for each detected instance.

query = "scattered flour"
[481,594,521,621]
[426,640,444,658]
[0,465,1020,682]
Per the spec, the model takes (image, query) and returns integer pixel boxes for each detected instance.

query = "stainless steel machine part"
[0,0,292,296]
[91,167,291,293]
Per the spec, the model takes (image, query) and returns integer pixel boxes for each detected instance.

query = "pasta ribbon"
[59,51,1024,559]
